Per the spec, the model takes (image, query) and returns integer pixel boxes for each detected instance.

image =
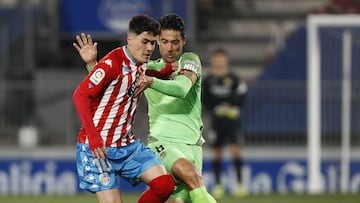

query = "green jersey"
[145,52,205,145]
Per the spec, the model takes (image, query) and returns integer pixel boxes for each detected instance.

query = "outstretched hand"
[73,33,98,66]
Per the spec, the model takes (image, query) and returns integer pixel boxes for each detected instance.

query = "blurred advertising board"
[59,0,188,35]
[0,152,359,194]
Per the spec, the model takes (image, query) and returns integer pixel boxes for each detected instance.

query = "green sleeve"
[147,59,165,71]
[150,75,192,98]
[86,64,96,73]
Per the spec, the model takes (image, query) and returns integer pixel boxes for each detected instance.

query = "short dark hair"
[129,14,160,36]
[159,14,185,38]
[211,48,228,57]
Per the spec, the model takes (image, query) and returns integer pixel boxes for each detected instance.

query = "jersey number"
[155,145,165,153]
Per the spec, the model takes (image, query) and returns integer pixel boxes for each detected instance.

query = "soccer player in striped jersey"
[74,14,216,203]
[72,15,174,203]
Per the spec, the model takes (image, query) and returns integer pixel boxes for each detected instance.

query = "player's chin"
[142,55,151,62]
[164,56,176,63]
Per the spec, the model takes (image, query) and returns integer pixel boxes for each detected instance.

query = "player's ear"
[156,35,160,44]
[182,36,187,46]
[127,31,134,45]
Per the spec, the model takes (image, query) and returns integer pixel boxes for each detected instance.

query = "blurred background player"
[72,15,174,203]
[202,48,248,198]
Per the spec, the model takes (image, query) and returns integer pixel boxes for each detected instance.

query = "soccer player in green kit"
[74,14,217,203]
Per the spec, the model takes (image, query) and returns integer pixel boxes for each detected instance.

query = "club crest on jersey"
[183,60,197,72]
[90,68,105,85]
[99,172,110,186]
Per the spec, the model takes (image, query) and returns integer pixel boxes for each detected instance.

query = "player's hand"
[145,62,178,79]
[73,33,98,67]
[134,71,153,97]
[91,146,108,160]
[226,106,240,119]
[214,103,229,118]
[163,62,178,78]
[214,103,240,119]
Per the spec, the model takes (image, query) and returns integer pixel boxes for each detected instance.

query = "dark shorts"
[209,127,243,147]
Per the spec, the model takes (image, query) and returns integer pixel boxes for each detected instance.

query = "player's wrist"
[160,63,174,75]
[87,134,103,150]
[87,60,97,67]
[88,139,103,150]
[86,61,97,72]
[150,77,159,88]
[148,76,154,86]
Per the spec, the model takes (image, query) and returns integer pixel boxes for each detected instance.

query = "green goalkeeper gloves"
[214,103,240,119]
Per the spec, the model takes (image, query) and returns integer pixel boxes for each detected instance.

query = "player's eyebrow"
[142,38,157,44]
[161,38,180,43]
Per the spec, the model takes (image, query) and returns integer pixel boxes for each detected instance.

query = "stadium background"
[1,0,360,198]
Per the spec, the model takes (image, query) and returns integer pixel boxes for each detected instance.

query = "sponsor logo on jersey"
[183,60,197,72]
[127,80,136,97]
[90,68,105,85]
[98,0,150,32]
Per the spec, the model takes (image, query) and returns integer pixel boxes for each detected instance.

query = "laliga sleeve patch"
[89,68,105,85]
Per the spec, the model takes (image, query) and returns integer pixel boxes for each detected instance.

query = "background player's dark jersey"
[202,72,247,132]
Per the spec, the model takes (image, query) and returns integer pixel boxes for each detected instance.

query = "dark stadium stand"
[242,25,360,145]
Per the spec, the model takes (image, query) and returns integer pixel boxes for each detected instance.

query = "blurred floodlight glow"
[18,125,39,148]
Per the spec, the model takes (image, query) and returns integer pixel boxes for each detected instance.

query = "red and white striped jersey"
[73,46,146,148]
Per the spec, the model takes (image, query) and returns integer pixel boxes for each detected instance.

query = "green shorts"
[148,140,203,203]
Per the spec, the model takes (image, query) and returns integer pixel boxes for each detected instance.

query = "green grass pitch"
[1,193,360,203]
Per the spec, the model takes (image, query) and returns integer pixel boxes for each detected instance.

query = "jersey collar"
[123,46,138,65]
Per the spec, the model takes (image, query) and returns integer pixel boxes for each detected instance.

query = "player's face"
[158,29,186,63]
[210,53,229,77]
[127,31,157,63]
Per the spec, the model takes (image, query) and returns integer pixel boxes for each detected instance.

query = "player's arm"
[86,60,175,79]
[150,53,199,97]
[73,34,102,153]
[73,62,113,159]
[150,70,196,98]
[73,33,175,79]
[145,62,177,79]
[73,85,103,150]
[134,54,200,98]
[233,78,248,107]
